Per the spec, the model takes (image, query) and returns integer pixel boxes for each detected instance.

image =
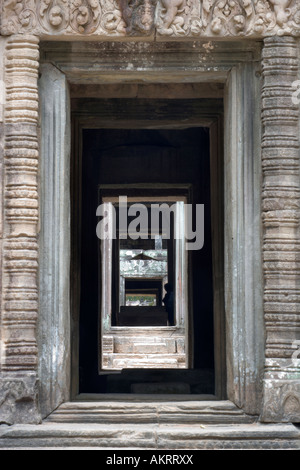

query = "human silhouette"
[163,283,174,326]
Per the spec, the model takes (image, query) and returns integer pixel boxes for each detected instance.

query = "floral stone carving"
[156,0,300,38]
[1,0,300,37]
[0,0,155,36]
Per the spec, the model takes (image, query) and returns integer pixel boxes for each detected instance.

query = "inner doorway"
[79,124,217,395]
[99,189,190,371]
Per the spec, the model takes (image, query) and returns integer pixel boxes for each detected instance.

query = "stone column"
[261,36,300,422]
[0,35,40,424]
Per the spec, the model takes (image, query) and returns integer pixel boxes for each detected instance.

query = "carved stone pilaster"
[261,36,300,422]
[0,34,41,424]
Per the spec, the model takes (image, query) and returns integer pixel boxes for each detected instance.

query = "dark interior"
[79,127,215,394]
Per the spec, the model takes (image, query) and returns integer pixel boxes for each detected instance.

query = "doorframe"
[38,41,264,418]
[70,98,225,399]
[98,187,190,371]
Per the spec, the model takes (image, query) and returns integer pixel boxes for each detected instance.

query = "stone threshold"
[75,393,218,401]
[0,422,299,450]
[44,397,255,425]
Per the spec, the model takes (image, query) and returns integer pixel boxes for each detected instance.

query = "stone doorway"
[0,2,299,435]
[78,125,217,394]
[37,41,264,421]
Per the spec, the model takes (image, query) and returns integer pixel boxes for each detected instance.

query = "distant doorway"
[78,125,217,395]
[98,189,189,370]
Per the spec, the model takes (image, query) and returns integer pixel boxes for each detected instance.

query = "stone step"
[105,353,186,369]
[110,359,185,369]
[44,399,255,425]
[1,422,299,450]
[1,422,299,449]
[106,353,186,360]
[113,336,178,354]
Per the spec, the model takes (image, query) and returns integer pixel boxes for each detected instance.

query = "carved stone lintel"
[1,0,300,38]
[1,0,37,36]
[155,0,300,39]
[0,0,156,37]
[261,36,300,423]
[118,0,155,35]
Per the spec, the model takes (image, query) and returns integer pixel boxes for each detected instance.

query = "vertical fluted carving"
[0,34,40,424]
[261,36,300,422]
